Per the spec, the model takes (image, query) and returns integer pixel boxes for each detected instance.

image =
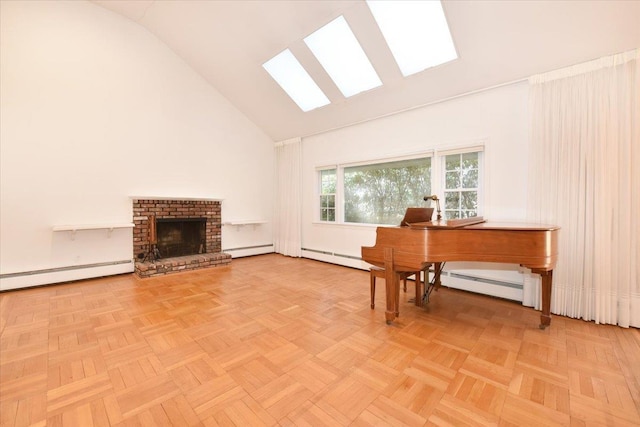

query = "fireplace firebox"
[156,218,206,258]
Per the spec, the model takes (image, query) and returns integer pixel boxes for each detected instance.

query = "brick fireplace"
[132,198,231,278]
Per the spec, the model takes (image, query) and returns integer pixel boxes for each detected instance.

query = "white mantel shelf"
[130,196,224,202]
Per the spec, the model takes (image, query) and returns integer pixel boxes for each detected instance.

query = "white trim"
[274,137,302,148]
[529,49,638,84]
[316,164,338,171]
[300,78,527,139]
[436,144,485,157]
[223,245,274,258]
[340,151,434,169]
[442,274,523,302]
[301,249,370,270]
[0,261,134,291]
[315,149,434,171]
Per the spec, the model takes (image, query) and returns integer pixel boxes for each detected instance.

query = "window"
[317,147,482,225]
[318,156,432,225]
[319,169,336,221]
[344,158,431,224]
[443,151,481,219]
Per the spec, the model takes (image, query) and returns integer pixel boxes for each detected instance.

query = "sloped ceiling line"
[92,0,640,141]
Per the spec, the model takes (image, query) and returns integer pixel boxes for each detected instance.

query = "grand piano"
[361,217,559,329]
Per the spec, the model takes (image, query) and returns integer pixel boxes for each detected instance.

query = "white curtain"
[525,49,639,328]
[274,137,302,257]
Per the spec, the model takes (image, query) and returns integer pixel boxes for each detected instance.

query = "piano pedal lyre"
[422,262,445,306]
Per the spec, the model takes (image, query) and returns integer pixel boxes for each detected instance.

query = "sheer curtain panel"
[526,49,639,327]
[274,138,302,257]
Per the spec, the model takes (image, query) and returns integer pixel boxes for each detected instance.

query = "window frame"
[318,168,337,222]
[435,145,484,220]
[315,145,484,225]
[316,152,433,225]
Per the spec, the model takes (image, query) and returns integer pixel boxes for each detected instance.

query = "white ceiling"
[93,0,639,142]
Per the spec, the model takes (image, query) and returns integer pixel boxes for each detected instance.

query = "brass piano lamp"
[423,195,442,220]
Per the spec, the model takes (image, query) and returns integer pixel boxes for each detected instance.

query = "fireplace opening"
[156,218,206,258]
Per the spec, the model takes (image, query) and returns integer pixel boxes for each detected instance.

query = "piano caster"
[386,320,392,325]
[538,323,547,330]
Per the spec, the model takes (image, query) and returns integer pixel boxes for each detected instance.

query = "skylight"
[366,0,457,77]
[262,49,330,112]
[304,16,382,98]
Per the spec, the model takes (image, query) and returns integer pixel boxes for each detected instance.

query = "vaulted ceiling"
[93,0,639,141]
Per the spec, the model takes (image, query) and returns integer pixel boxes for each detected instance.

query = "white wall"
[0,1,274,290]
[301,82,531,298]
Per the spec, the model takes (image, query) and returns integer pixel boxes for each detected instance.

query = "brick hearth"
[132,198,230,278]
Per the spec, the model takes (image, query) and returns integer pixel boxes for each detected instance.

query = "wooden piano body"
[361,219,559,328]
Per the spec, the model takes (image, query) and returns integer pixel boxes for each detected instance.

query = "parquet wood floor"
[1,254,639,426]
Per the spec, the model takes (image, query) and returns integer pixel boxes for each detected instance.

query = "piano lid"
[409,217,560,231]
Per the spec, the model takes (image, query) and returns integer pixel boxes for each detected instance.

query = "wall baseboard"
[301,249,369,270]
[223,244,274,258]
[0,260,134,291]
[439,271,523,301]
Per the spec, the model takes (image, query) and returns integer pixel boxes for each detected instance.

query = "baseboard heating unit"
[0,260,134,291]
[442,271,524,301]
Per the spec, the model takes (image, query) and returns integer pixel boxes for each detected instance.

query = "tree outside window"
[344,157,431,225]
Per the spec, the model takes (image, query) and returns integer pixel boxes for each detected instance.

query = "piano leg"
[414,273,422,308]
[536,269,553,329]
[384,248,398,324]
